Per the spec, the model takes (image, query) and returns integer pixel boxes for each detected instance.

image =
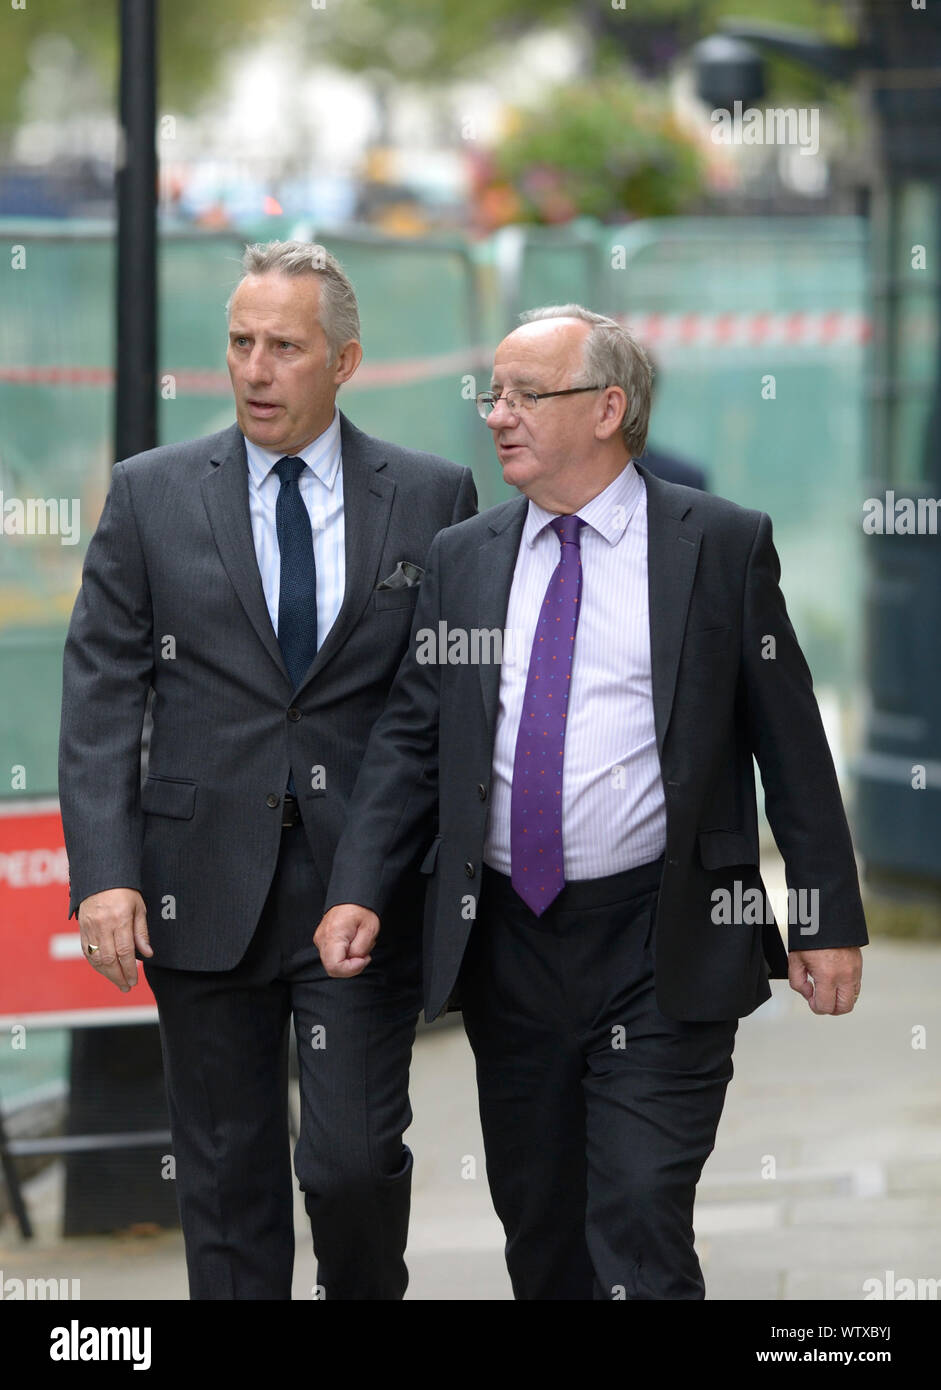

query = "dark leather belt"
[281,794,302,829]
[481,854,664,914]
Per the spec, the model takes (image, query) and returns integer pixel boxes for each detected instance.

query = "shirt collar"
[523,461,644,549]
[244,407,342,491]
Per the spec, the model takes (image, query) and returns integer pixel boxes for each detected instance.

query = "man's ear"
[333,339,364,387]
[595,385,627,442]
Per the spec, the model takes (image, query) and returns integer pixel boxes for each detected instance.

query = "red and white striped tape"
[0,312,872,394]
[619,311,871,348]
[0,348,492,394]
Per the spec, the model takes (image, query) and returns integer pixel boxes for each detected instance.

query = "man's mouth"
[246,400,280,416]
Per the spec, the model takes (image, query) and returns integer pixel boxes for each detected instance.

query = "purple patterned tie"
[511,513,586,915]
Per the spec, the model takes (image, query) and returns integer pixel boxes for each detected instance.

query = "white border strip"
[0,1006,158,1030]
[0,798,61,818]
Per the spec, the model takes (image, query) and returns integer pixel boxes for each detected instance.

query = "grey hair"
[518,304,652,458]
[228,240,360,366]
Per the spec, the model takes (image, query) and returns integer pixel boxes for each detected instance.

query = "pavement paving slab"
[1,933,938,1302]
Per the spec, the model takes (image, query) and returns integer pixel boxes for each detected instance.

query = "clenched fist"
[314,904,381,978]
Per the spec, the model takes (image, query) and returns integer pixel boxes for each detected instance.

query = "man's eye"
[278,341,294,350]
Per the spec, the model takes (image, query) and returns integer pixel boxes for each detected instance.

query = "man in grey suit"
[58,241,477,1299]
[316,305,867,1300]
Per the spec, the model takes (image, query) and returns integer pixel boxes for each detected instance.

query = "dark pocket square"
[376,560,424,590]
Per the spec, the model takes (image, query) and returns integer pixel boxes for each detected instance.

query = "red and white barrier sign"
[619,310,872,348]
[0,310,876,400]
[0,801,157,1028]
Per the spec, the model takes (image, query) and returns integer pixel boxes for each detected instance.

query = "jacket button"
[667,857,678,867]
[464,862,476,878]
[477,783,487,801]
[287,707,302,722]
[266,793,281,809]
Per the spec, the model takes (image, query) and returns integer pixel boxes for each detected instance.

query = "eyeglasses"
[475,385,608,421]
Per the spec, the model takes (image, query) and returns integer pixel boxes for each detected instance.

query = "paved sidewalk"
[2,935,939,1301]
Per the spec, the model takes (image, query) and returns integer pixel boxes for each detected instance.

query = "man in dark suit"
[58,241,477,1300]
[639,351,708,491]
[315,304,867,1300]
[640,442,707,491]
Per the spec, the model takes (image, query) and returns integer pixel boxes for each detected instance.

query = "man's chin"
[498,449,530,484]
[238,417,287,451]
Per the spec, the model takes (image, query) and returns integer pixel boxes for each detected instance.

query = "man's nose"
[244,345,273,382]
[486,397,515,431]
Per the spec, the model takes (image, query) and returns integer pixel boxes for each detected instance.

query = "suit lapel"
[294,413,395,691]
[477,498,528,734]
[201,415,396,694]
[200,425,289,683]
[476,471,700,758]
[637,463,702,756]
[199,431,699,739]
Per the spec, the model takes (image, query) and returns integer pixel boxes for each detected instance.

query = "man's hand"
[314,905,380,978]
[78,889,152,992]
[788,946,862,1015]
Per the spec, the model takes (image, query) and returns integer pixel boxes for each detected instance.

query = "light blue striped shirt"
[244,408,345,654]
[484,461,667,879]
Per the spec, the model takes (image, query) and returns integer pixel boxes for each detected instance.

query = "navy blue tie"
[275,456,318,795]
[274,455,318,688]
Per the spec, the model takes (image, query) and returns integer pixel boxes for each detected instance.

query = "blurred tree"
[305,0,857,87]
[0,0,268,137]
[0,0,861,142]
[486,79,704,225]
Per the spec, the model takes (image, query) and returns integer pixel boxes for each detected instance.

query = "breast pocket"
[373,586,421,613]
[684,625,732,655]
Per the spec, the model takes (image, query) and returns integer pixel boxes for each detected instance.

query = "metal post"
[63,0,177,1237]
[114,0,157,458]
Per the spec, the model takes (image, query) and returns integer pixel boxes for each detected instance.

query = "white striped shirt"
[483,462,667,880]
[244,408,345,652]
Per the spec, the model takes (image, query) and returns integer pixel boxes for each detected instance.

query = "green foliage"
[0,0,861,143]
[492,80,704,223]
[302,0,857,84]
[0,0,266,136]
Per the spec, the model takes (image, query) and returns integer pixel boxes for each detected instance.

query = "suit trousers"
[144,818,421,1300]
[459,858,738,1301]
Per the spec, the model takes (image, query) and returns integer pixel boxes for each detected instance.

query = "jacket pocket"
[419,834,442,874]
[141,775,197,820]
[698,829,758,870]
[374,587,420,612]
[684,625,732,655]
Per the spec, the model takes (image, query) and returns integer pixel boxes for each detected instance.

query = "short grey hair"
[518,304,652,458]
[229,240,360,366]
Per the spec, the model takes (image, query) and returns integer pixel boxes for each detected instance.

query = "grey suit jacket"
[325,464,868,1023]
[58,412,477,970]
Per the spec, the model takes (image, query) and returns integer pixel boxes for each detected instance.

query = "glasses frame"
[476,384,608,420]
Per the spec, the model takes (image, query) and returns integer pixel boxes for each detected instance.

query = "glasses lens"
[477,391,531,418]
